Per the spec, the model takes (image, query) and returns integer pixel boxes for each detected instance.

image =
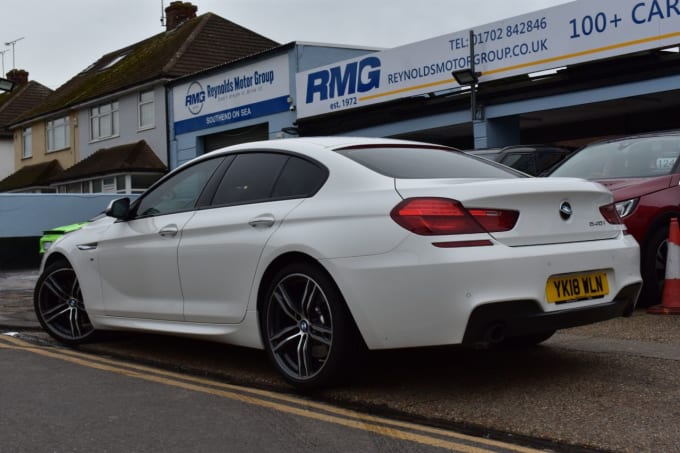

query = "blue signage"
[174,96,290,134]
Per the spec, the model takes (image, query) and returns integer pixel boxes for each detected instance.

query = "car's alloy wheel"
[34,261,95,344]
[263,263,354,388]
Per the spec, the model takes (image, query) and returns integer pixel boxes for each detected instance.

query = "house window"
[57,182,84,193]
[22,127,32,158]
[138,90,154,130]
[116,175,127,193]
[102,177,116,193]
[90,101,119,141]
[131,174,162,193]
[47,116,70,152]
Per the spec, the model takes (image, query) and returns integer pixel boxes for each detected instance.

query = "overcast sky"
[2,0,572,89]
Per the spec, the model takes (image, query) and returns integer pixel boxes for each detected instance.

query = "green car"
[39,221,89,254]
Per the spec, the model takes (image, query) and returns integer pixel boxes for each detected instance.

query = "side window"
[272,157,327,198]
[535,152,567,174]
[500,153,536,175]
[135,157,223,217]
[212,153,288,205]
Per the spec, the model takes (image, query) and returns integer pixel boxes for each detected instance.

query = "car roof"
[171,137,459,174]
[223,136,454,152]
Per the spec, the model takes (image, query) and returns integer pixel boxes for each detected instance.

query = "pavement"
[0,269,40,329]
[2,268,680,452]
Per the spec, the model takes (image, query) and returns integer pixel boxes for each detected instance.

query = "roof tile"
[17,13,278,122]
[0,81,53,136]
[0,160,63,192]
[50,140,167,183]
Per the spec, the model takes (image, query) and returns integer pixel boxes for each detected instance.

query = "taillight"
[390,198,518,235]
[467,208,519,232]
[599,203,623,225]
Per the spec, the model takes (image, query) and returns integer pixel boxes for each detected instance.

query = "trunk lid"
[394,177,621,247]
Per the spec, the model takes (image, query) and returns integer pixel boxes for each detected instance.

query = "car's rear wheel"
[34,260,96,345]
[262,262,355,389]
[640,226,668,307]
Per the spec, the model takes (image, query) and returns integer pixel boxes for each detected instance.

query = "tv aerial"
[4,37,24,70]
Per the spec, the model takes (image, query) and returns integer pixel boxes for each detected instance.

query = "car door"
[96,157,224,320]
[179,152,328,324]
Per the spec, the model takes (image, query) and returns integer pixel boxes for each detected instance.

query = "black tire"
[499,330,555,348]
[34,260,97,345]
[639,226,668,307]
[262,262,356,389]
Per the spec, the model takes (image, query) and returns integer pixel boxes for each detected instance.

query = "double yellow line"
[0,334,544,453]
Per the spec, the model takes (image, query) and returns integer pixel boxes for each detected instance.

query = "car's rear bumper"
[461,282,641,345]
[325,234,641,350]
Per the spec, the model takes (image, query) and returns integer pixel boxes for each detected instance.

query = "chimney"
[6,69,28,85]
[165,1,198,31]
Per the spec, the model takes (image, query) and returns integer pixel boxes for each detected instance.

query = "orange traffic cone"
[648,217,680,315]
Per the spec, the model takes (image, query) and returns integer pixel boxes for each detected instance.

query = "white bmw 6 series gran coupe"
[34,137,642,388]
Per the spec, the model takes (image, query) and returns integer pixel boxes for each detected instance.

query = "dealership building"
[168,0,680,167]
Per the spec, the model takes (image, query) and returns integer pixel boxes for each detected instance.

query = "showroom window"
[22,127,32,159]
[47,116,70,152]
[90,101,119,141]
[138,90,155,130]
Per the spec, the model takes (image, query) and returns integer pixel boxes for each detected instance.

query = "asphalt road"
[4,334,541,453]
[2,269,679,452]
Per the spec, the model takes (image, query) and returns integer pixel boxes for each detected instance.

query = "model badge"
[559,201,572,220]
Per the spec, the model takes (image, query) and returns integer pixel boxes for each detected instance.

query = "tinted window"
[136,157,223,217]
[272,157,327,198]
[212,153,288,205]
[499,153,535,174]
[551,136,680,178]
[337,146,521,179]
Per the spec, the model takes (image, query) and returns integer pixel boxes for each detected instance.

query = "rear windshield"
[335,145,522,179]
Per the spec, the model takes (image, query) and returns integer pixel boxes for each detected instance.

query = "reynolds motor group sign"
[295,0,680,118]
[173,53,290,134]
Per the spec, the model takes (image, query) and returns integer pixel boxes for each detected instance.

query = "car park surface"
[34,137,641,388]
[549,130,680,306]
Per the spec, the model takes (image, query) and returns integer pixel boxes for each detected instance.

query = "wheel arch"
[641,210,680,250]
[42,252,71,270]
[255,251,366,348]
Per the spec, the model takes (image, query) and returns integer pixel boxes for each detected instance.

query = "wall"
[0,138,13,180]
[78,84,168,165]
[0,193,137,269]
[13,113,78,170]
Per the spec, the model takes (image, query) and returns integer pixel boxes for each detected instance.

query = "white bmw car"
[35,137,642,388]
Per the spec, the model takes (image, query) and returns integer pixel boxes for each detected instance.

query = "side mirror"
[105,198,131,220]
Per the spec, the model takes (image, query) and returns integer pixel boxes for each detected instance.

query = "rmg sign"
[305,56,381,103]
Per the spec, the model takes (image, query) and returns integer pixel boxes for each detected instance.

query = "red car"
[549,131,680,306]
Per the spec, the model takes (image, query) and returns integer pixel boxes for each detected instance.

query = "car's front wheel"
[34,260,96,345]
[262,262,356,389]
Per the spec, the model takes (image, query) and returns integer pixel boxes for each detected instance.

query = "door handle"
[249,215,275,228]
[159,225,179,237]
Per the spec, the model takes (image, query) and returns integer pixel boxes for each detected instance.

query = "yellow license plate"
[546,271,609,303]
